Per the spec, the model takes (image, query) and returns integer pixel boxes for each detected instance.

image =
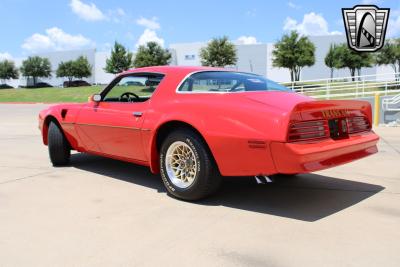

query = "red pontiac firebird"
[39,66,379,200]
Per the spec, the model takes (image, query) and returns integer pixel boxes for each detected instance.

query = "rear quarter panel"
[145,92,306,176]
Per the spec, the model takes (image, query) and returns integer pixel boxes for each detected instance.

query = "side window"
[178,71,290,93]
[179,77,238,92]
[179,79,191,91]
[191,79,237,92]
[103,74,164,102]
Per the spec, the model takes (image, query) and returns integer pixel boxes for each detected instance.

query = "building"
[170,35,380,81]
[6,35,394,88]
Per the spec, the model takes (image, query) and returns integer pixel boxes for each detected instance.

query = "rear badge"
[321,109,349,119]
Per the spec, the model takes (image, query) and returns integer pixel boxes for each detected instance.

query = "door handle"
[133,112,143,117]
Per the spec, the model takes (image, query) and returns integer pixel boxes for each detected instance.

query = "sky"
[0,0,399,60]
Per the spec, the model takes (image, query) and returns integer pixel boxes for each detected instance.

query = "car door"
[75,74,162,162]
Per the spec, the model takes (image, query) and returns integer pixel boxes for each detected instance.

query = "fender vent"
[248,140,266,149]
[61,109,68,119]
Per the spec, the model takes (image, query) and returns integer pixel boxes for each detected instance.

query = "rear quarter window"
[178,71,290,93]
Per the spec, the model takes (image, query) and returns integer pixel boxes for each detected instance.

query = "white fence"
[279,72,400,99]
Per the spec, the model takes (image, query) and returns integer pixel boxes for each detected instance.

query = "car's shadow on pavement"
[70,153,384,222]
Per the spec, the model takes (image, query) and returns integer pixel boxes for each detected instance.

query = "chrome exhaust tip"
[254,175,273,184]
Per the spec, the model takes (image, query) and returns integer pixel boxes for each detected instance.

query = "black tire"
[160,129,222,201]
[48,122,71,166]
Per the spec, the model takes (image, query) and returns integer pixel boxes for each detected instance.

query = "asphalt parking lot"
[0,104,399,267]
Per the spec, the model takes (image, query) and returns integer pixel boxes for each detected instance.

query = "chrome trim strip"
[175,70,228,94]
[61,122,152,131]
[65,122,144,131]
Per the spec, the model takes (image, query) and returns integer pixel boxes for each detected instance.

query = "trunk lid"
[244,91,312,112]
[291,100,372,122]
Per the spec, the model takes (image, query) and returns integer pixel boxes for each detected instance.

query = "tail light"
[347,116,371,133]
[288,120,329,142]
[288,116,371,143]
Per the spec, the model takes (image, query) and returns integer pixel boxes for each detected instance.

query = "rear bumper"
[270,131,379,174]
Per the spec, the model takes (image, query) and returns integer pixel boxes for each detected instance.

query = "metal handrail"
[313,89,400,99]
[278,72,400,99]
[295,83,400,93]
[279,72,399,84]
[382,93,400,111]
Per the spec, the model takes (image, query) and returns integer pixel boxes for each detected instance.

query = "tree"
[324,44,341,80]
[356,52,374,79]
[73,56,92,80]
[272,31,315,82]
[20,56,51,86]
[0,60,19,84]
[199,36,237,67]
[376,38,400,81]
[57,56,92,85]
[335,44,373,81]
[56,61,75,84]
[133,41,172,68]
[104,42,133,74]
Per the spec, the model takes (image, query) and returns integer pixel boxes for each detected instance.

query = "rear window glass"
[178,71,290,93]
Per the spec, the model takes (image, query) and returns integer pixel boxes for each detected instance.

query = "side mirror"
[89,94,102,102]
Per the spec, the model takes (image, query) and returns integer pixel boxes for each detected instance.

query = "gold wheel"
[165,141,198,188]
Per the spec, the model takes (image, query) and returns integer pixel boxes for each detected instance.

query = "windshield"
[178,71,291,93]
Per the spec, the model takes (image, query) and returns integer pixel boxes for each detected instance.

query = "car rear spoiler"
[290,100,373,122]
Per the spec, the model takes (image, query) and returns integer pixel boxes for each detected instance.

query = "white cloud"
[287,2,300,9]
[69,0,106,21]
[135,16,164,48]
[108,8,127,23]
[284,17,298,31]
[283,12,342,36]
[236,36,259,45]
[22,33,54,52]
[136,29,165,48]
[69,1,129,24]
[136,17,160,30]
[0,52,13,60]
[22,27,94,53]
[115,8,125,16]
